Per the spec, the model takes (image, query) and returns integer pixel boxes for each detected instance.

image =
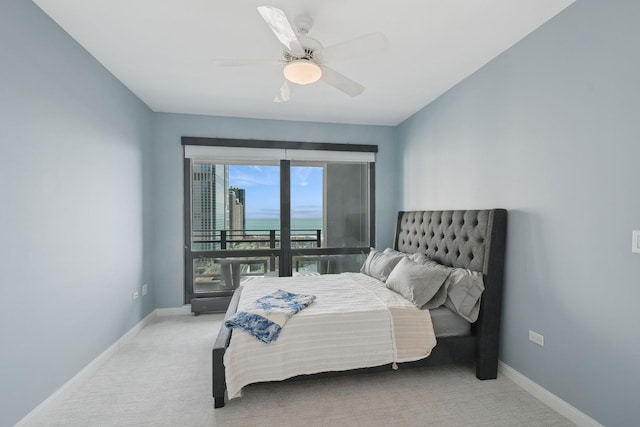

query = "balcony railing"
[191,228,323,293]
[192,228,321,250]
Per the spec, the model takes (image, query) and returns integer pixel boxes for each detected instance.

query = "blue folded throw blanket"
[225,289,316,343]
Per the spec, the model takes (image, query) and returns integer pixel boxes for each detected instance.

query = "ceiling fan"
[215,6,388,102]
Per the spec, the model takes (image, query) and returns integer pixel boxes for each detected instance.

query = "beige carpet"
[27,313,574,427]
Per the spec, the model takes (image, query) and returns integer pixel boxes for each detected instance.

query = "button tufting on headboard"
[395,210,492,272]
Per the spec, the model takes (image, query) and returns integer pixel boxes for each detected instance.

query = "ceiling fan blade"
[317,32,388,64]
[274,80,296,102]
[257,6,305,56]
[320,66,365,97]
[213,59,283,67]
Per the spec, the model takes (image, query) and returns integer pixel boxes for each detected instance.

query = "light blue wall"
[152,113,397,308]
[0,1,154,426]
[0,2,396,422]
[10,0,635,424]
[396,1,640,425]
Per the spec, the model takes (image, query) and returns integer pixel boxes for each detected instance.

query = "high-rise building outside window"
[228,186,245,239]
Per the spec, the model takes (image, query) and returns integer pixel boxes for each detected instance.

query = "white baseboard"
[498,362,603,427]
[15,310,158,427]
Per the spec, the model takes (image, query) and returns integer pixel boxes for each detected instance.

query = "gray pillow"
[383,248,429,264]
[385,257,451,308]
[410,253,430,264]
[382,247,405,257]
[414,257,485,322]
[443,268,484,322]
[360,249,403,282]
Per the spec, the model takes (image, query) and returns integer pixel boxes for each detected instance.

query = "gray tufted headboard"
[395,210,505,274]
[394,209,507,379]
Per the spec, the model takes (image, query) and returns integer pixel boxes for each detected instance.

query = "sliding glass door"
[183,139,376,305]
[186,161,281,300]
[290,161,372,275]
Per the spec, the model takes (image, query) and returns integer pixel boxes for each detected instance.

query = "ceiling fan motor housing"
[283,48,316,63]
[284,35,323,64]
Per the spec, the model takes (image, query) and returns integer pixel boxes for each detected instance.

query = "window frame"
[182,137,377,304]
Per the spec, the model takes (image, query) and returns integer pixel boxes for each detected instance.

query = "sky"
[228,165,323,219]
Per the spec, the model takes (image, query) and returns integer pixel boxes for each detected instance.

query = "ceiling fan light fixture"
[283,60,322,85]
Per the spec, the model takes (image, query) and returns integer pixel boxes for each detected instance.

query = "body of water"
[245,218,322,233]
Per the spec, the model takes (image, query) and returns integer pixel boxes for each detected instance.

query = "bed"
[212,209,507,408]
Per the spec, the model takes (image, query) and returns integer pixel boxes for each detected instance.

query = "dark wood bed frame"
[212,209,507,408]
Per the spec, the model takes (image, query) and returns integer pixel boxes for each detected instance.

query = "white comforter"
[224,272,437,399]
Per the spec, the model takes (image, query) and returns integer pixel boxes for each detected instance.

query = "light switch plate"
[633,231,640,253]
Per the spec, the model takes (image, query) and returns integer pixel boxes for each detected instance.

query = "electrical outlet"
[132,291,139,300]
[529,330,544,347]
[142,284,148,296]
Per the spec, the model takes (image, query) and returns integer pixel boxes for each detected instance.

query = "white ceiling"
[32,0,574,126]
